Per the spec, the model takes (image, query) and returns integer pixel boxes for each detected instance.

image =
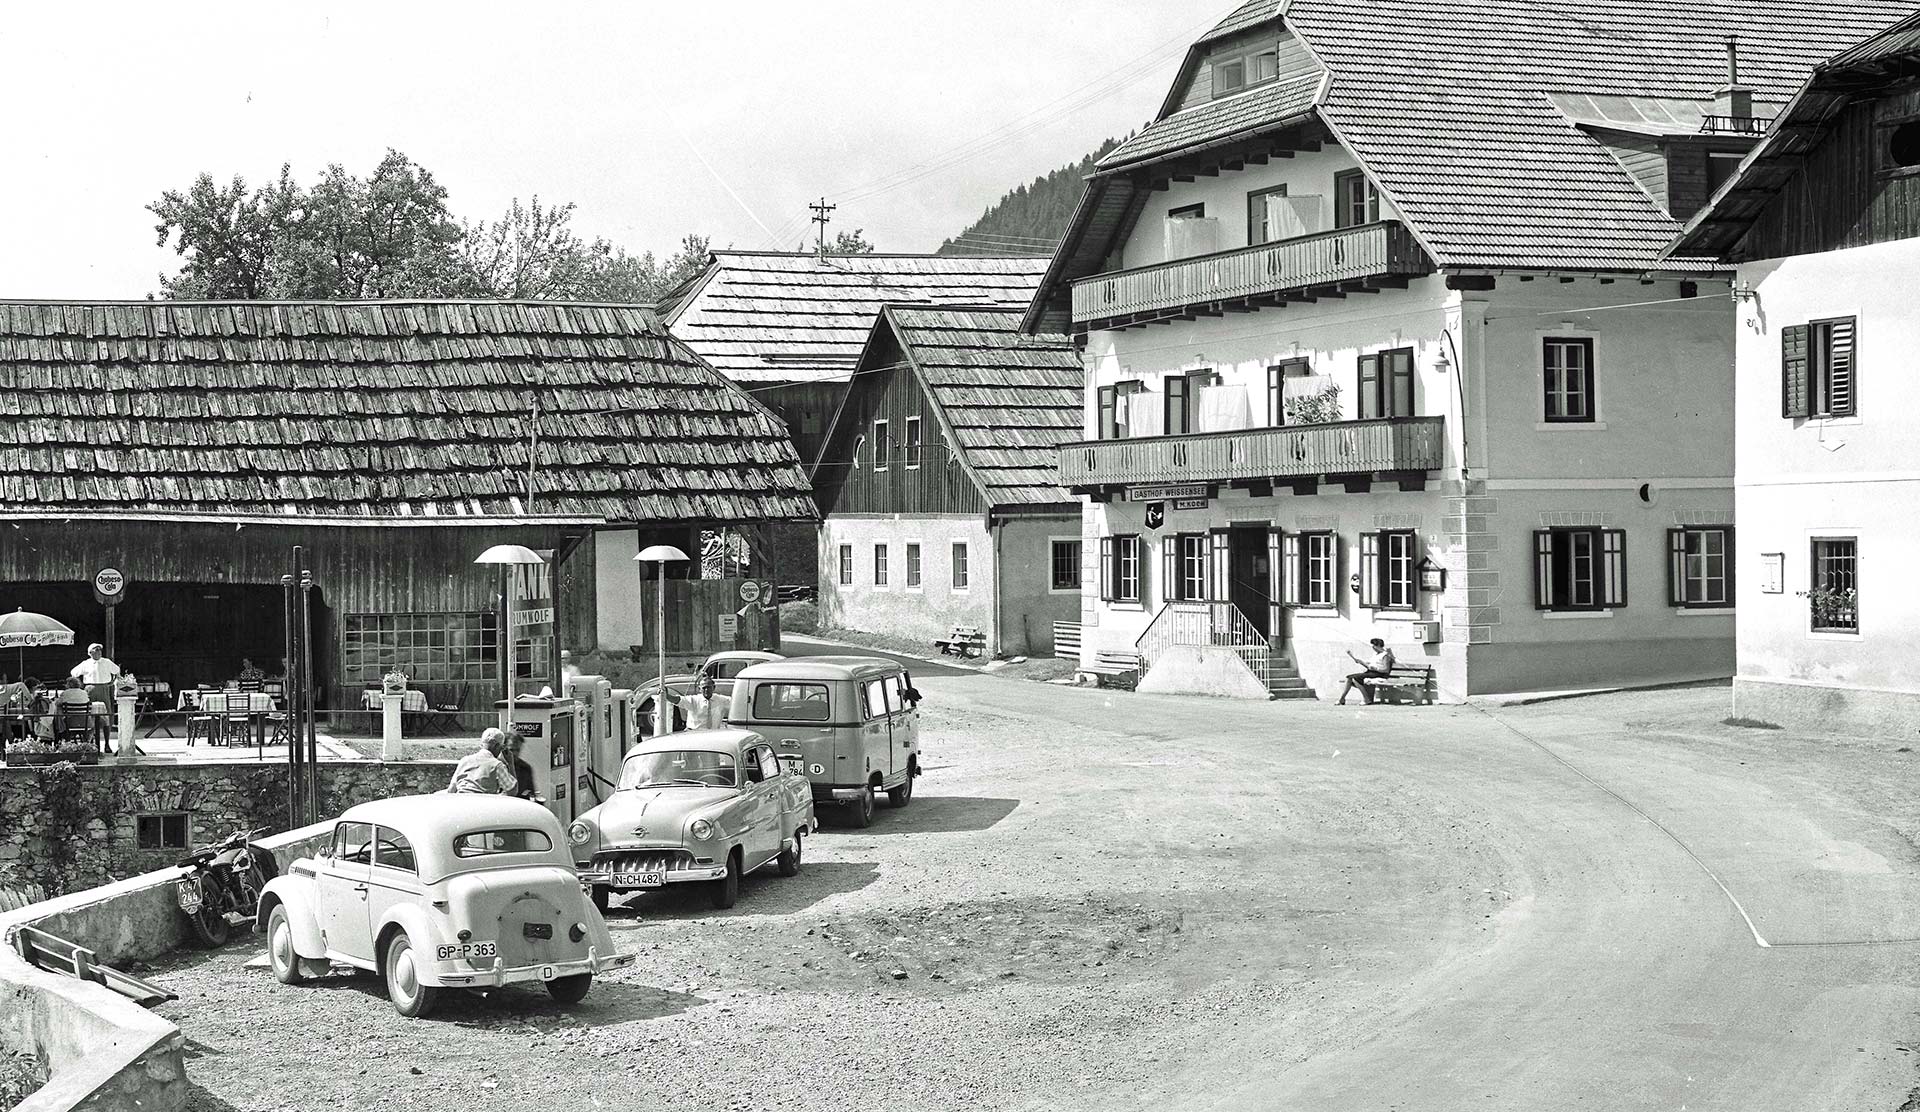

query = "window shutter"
[1210,530,1230,603]
[1667,528,1687,607]
[1333,534,1347,608]
[1358,354,1381,420]
[1281,533,1301,607]
[1533,530,1555,609]
[1162,536,1178,603]
[1723,526,1736,601]
[1358,533,1381,609]
[1602,529,1628,608]
[1099,537,1113,602]
[1268,529,1286,626]
[1782,324,1810,419]
[1828,317,1855,416]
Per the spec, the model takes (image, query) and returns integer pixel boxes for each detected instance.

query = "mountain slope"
[939,138,1123,257]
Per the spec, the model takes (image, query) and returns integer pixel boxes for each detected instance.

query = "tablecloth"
[362,689,428,712]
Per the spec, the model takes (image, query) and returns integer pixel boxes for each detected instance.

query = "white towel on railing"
[1195,384,1252,433]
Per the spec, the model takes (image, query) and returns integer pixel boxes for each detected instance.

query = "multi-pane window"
[873,544,889,587]
[1212,47,1278,98]
[1267,359,1310,426]
[1543,338,1595,422]
[951,542,970,590]
[1098,380,1141,440]
[904,417,922,469]
[837,545,853,586]
[1360,531,1419,610]
[905,543,922,589]
[343,612,501,687]
[1050,540,1082,592]
[1247,185,1288,245]
[1667,527,1733,608]
[1782,317,1856,419]
[136,813,189,850]
[1165,533,1210,602]
[1099,535,1143,603]
[872,420,890,470]
[1533,528,1628,611]
[1358,348,1414,420]
[1282,531,1338,608]
[1810,537,1857,633]
[1334,169,1380,228]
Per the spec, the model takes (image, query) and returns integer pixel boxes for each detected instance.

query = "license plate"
[175,880,202,914]
[434,941,498,961]
[613,871,665,888]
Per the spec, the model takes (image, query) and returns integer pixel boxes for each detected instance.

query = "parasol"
[0,609,75,681]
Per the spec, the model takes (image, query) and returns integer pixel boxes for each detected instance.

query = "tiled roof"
[0,301,814,522]
[1202,0,1282,44]
[1547,93,1711,138]
[663,252,1050,384]
[882,307,1082,507]
[1285,0,1919,271]
[1099,72,1323,170]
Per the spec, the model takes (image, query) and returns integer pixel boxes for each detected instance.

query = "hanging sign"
[1129,483,1209,502]
[739,580,764,604]
[1144,502,1166,530]
[93,567,127,606]
[517,607,555,626]
[1174,497,1208,511]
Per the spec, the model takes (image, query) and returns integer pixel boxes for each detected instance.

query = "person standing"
[1337,638,1396,706]
[504,734,541,803]
[70,644,119,748]
[666,672,727,732]
[447,728,518,794]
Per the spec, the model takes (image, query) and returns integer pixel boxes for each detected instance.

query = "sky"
[0,1,1217,299]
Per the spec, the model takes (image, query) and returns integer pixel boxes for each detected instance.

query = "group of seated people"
[0,676,110,747]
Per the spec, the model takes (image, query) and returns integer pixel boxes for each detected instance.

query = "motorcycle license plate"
[614,871,665,888]
[175,880,202,914]
[435,941,497,961]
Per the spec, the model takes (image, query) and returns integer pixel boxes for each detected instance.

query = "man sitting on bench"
[1337,638,1395,706]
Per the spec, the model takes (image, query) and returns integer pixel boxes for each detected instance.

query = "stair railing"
[1134,600,1270,674]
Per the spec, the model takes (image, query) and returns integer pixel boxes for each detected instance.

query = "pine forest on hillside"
[938,138,1122,257]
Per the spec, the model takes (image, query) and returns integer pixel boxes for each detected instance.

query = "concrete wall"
[1137,645,1269,699]
[989,515,1081,656]
[0,761,453,897]
[818,514,996,649]
[1728,238,1920,735]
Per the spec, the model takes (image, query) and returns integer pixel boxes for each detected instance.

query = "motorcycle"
[175,826,275,948]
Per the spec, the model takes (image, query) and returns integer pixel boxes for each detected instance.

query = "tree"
[796,228,876,255]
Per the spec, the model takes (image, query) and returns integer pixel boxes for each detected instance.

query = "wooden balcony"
[1059,416,1447,495]
[1070,221,1433,330]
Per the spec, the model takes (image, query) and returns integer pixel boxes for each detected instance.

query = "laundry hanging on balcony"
[1195,384,1253,432]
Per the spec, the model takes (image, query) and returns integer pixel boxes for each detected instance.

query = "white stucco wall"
[1728,237,1920,729]
[818,515,996,649]
[593,529,643,651]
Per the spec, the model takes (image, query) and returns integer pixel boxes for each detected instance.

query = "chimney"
[1711,35,1753,119]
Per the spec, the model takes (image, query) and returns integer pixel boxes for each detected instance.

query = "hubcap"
[392,947,417,1003]
[270,919,292,971]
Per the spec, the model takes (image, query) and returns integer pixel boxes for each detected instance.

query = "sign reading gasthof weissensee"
[1128,484,1209,502]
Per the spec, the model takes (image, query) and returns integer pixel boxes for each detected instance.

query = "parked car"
[569,728,817,911]
[633,650,784,733]
[728,656,921,828]
[255,794,631,1019]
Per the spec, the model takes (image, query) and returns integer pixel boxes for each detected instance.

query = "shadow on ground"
[814,795,1019,835]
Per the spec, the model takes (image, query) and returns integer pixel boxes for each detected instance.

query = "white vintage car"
[256,794,632,1018]
[570,728,817,911]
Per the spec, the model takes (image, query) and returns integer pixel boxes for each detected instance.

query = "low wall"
[1137,646,1270,700]
[1733,675,1920,740]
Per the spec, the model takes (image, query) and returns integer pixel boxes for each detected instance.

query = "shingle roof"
[1201,0,1281,44]
[1671,10,1920,258]
[0,300,814,522]
[878,306,1081,507]
[1099,71,1325,171]
[663,253,1050,384]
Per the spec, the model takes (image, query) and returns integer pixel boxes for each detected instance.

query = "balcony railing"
[1070,221,1432,327]
[1059,416,1446,490]
[1700,114,1771,135]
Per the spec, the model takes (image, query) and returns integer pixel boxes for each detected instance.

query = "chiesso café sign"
[93,567,127,604]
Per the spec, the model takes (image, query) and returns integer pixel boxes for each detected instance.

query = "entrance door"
[1228,528,1274,639]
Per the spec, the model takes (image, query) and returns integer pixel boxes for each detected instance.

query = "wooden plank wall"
[1169,31,1315,114]
[1743,87,1920,257]
[814,336,987,517]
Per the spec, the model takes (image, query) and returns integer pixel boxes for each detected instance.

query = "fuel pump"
[610,688,635,754]
[494,696,579,824]
[565,674,618,808]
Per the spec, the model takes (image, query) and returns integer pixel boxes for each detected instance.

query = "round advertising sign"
[739,580,764,604]
[93,567,126,603]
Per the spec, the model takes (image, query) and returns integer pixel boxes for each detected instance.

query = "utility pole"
[810,197,836,258]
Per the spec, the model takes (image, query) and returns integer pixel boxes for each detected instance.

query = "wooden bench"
[1079,649,1143,690]
[934,625,988,658]
[1362,664,1436,705]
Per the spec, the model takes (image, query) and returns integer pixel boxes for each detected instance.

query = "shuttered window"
[1296,531,1337,608]
[1358,533,1381,609]
[1783,318,1857,419]
[1105,536,1142,603]
[1358,531,1418,610]
[1534,528,1627,611]
[1165,533,1208,601]
[1781,325,1810,418]
[1667,527,1733,608]
[1358,348,1414,419]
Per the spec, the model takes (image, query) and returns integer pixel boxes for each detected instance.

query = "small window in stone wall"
[137,813,190,850]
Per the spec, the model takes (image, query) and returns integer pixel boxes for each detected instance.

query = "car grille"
[593,849,699,873]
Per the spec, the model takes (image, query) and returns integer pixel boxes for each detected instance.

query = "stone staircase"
[1233,644,1319,700]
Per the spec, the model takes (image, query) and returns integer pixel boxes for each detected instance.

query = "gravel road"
[147,679,1920,1111]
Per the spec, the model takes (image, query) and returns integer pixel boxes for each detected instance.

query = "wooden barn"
[812,305,1083,656]
[658,251,1051,589]
[0,300,814,711]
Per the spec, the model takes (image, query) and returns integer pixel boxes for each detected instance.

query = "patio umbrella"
[0,609,75,681]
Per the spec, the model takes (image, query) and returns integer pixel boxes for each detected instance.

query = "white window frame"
[1049,537,1083,594]
[837,544,852,587]
[903,416,922,470]
[872,419,889,471]
[872,542,890,589]
[951,540,970,592]
[905,541,923,592]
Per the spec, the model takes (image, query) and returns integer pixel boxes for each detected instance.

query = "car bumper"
[432,947,634,988]
[576,863,728,887]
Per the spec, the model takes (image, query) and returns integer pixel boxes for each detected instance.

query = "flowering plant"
[381,669,409,694]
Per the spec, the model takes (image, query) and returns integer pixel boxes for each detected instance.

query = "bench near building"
[0,300,814,711]
[1027,0,1914,701]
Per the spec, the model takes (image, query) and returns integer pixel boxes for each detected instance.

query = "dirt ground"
[144,678,1920,1112]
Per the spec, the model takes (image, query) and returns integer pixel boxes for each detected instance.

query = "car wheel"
[710,850,741,909]
[384,933,440,1020]
[887,770,914,808]
[590,885,612,914]
[546,973,593,1005]
[777,830,802,877]
[847,784,875,828]
[267,905,307,985]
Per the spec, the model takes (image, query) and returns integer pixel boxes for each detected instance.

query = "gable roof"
[1030,0,1917,324]
[847,306,1082,509]
[0,300,814,523]
[1669,9,1920,259]
[662,252,1050,384]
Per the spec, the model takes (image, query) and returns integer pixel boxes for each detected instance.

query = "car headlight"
[567,820,592,846]
[690,818,715,841]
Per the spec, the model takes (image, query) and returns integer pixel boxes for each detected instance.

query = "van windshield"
[620,750,738,789]
[750,682,831,721]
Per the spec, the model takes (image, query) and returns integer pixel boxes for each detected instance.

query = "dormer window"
[1212,47,1280,99]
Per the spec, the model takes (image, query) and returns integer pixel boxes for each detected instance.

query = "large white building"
[1670,11,1920,734]
[1027,0,1915,701]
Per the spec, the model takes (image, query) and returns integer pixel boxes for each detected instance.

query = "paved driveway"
[150,678,1920,1111]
